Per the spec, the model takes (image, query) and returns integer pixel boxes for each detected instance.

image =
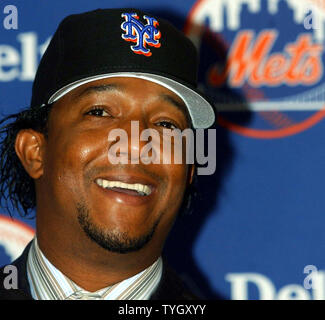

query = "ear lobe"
[15,129,45,179]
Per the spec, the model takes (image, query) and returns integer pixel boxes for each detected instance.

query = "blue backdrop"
[1,0,325,300]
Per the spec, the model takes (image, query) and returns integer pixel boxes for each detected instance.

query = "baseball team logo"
[185,0,325,139]
[121,12,161,57]
[0,214,34,264]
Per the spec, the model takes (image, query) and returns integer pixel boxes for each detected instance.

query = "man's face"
[37,77,193,254]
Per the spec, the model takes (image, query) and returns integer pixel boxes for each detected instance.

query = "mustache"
[83,164,165,185]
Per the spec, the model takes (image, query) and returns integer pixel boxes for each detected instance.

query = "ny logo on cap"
[121,13,161,57]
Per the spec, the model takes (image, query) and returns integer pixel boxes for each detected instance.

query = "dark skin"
[15,77,194,292]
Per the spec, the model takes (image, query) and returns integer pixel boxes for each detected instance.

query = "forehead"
[55,77,190,118]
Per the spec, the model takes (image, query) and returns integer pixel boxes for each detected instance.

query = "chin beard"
[76,202,159,254]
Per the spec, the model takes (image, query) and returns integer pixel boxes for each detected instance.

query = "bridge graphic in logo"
[121,13,161,57]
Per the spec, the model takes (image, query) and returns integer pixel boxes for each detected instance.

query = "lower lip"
[94,183,155,206]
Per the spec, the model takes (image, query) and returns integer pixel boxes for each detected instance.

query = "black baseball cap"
[31,8,216,128]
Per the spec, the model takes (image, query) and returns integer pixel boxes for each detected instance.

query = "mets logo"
[121,13,161,57]
[184,0,325,139]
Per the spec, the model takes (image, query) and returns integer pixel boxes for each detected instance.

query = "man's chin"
[76,203,159,254]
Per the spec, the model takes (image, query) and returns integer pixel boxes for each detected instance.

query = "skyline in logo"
[189,0,325,43]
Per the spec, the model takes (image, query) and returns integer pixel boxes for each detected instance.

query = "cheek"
[42,130,107,195]
[161,164,189,209]
[153,165,189,238]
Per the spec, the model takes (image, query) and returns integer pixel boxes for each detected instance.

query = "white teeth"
[95,179,152,196]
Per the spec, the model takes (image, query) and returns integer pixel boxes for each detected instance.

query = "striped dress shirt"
[26,237,162,300]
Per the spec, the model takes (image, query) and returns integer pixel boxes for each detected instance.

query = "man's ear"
[15,129,45,179]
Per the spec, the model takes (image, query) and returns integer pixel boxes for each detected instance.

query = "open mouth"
[95,178,152,196]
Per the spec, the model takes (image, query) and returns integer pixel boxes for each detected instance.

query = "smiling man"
[0,8,215,300]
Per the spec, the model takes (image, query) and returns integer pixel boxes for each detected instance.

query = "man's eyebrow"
[159,93,189,118]
[75,85,190,120]
[76,83,122,99]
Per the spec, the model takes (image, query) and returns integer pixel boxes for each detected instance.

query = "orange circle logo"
[0,214,35,263]
[184,0,325,139]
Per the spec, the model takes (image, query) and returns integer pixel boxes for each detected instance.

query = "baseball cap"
[31,8,216,129]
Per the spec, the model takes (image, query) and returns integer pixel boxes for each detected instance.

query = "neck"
[35,224,162,292]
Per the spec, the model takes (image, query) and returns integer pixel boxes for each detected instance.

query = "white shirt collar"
[26,237,162,300]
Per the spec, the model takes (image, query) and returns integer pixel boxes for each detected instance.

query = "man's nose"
[108,120,159,164]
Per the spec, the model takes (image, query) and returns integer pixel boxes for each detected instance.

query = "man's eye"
[156,121,179,130]
[85,107,111,117]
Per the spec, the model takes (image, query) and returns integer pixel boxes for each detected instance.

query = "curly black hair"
[0,105,52,217]
[0,105,198,218]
